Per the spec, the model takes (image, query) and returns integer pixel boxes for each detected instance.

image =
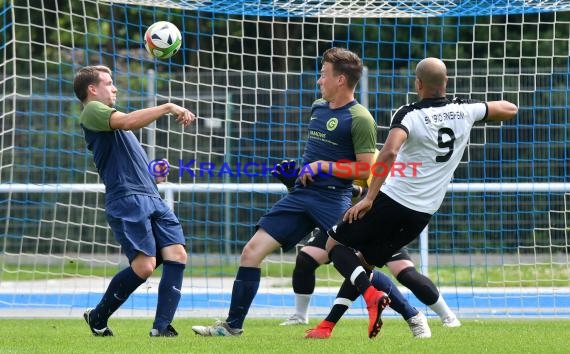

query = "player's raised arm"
[485,101,518,122]
[110,103,195,130]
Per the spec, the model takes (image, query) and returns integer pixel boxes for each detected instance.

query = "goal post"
[1,0,570,319]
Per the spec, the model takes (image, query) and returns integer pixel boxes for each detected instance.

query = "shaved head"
[415,57,447,98]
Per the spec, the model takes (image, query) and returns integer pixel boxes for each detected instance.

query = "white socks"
[295,293,311,320]
[429,295,456,320]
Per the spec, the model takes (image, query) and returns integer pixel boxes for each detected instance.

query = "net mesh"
[0,0,569,318]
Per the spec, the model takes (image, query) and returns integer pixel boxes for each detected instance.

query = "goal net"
[1,0,569,319]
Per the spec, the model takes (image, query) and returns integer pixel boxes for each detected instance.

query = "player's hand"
[299,161,319,187]
[271,160,299,192]
[343,198,373,223]
[171,104,196,127]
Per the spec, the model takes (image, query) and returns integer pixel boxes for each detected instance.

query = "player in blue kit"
[191,47,392,337]
[324,57,518,338]
[73,65,195,337]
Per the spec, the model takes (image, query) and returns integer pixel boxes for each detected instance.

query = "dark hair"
[73,65,112,102]
[321,47,363,88]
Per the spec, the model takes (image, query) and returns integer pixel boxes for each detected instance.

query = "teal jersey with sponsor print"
[301,98,377,191]
[80,101,159,203]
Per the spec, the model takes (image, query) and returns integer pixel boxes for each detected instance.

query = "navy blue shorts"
[257,187,351,252]
[106,194,185,263]
[328,192,431,267]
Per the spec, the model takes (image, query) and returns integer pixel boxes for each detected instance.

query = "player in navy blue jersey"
[73,65,195,337]
[324,57,518,338]
[191,47,392,337]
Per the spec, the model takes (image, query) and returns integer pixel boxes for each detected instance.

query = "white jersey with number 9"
[381,97,488,214]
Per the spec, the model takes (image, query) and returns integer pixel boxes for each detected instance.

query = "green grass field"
[3,318,569,353]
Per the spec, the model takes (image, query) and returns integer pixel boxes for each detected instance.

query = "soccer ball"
[144,21,182,60]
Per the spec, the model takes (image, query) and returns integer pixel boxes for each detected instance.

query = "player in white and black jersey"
[324,57,518,339]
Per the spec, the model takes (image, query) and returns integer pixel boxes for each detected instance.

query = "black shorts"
[328,192,431,267]
[304,223,412,267]
[304,229,328,250]
[385,246,411,265]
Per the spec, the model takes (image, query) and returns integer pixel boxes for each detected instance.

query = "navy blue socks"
[152,260,185,331]
[371,270,417,320]
[226,267,261,329]
[90,266,145,329]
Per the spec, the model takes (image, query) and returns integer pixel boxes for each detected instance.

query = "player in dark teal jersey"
[300,98,377,191]
[74,65,195,337]
[192,47,384,337]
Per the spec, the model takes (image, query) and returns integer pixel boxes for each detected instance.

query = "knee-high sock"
[153,260,185,331]
[292,251,320,319]
[329,245,370,293]
[324,279,359,324]
[226,267,261,330]
[397,266,456,320]
[90,266,146,329]
[371,270,417,320]
[396,266,439,305]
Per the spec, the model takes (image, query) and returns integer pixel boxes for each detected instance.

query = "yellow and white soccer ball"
[144,21,182,60]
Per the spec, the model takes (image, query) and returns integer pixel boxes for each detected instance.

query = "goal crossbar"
[1,183,569,194]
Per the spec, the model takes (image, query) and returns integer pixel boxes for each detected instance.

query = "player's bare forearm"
[363,150,396,202]
[486,101,518,122]
[110,104,172,130]
[365,128,407,201]
[110,103,195,130]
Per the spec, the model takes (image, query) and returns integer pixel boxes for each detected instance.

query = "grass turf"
[2,318,569,353]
